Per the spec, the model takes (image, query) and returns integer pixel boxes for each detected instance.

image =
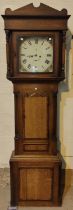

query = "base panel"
[10,151,62,207]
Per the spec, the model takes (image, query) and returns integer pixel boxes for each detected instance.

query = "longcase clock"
[2,3,70,208]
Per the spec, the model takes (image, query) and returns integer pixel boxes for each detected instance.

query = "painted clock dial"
[19,36,53,73]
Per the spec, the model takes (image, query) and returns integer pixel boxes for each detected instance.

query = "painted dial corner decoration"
[18,36,53,73]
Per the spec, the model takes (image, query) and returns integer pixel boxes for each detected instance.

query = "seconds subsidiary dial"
[19,36,53,73]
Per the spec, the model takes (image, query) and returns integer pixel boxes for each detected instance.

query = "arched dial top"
[19,36,53,73]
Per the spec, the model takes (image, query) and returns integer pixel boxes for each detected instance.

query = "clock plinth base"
[10,151,63,207]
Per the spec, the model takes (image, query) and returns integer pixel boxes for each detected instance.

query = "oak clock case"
[2,3,70,208]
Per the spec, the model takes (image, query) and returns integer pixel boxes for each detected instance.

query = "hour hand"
[27,55,33,58]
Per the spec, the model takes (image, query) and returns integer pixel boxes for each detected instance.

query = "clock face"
[18,36,53,73]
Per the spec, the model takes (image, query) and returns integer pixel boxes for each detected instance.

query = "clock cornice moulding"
[2,3,70,19]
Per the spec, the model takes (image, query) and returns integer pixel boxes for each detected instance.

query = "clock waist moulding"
[2,3,70,208]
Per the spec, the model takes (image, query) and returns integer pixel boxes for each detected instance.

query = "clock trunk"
[14,83,57,155]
